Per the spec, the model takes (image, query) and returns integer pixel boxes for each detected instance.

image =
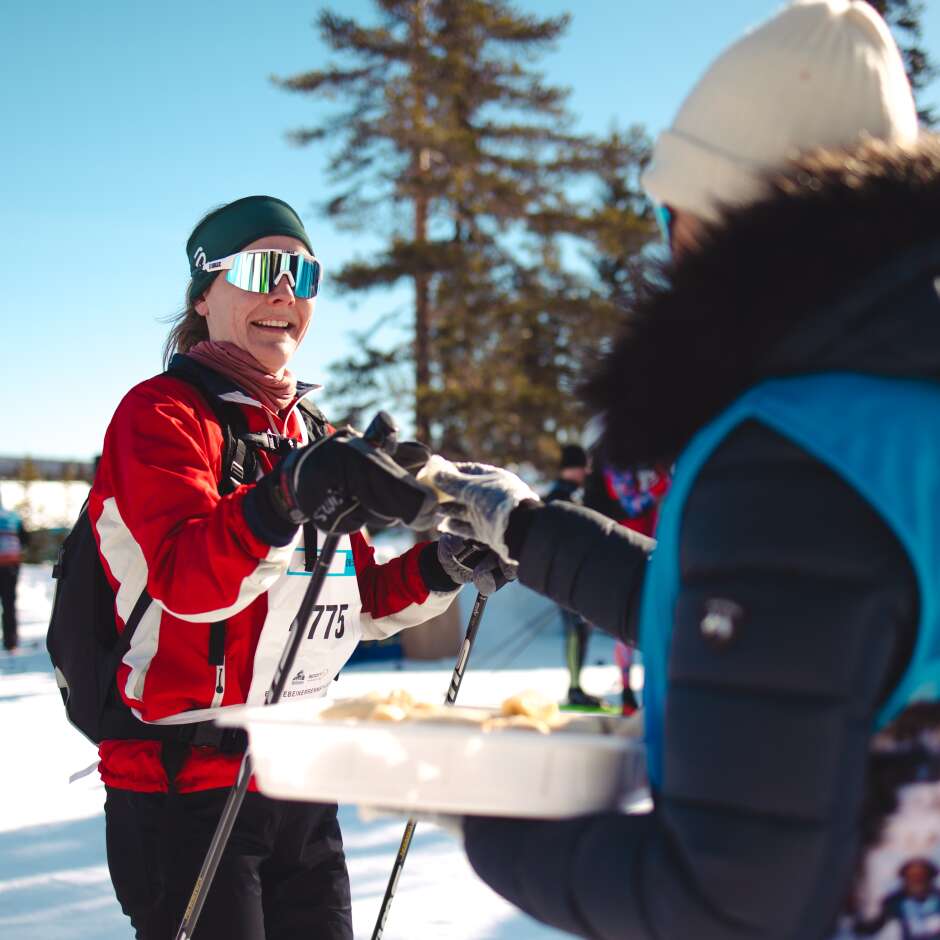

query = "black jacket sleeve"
[465,421,918,940]
[506,499,653,642]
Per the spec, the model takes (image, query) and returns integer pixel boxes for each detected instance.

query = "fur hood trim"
[586,137,940,468]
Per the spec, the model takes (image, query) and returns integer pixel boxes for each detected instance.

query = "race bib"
[248,532,362,705]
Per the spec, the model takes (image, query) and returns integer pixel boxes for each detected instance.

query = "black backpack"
[47,356,327,746]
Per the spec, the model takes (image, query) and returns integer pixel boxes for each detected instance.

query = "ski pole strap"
[303,522,318,571]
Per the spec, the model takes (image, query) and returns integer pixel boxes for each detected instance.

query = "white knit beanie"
[642,0,919,223]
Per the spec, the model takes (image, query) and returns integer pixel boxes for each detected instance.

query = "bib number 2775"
[302,604,348,640]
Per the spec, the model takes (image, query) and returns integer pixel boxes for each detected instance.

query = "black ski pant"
[105,786,353,940]
[0,565,18,650]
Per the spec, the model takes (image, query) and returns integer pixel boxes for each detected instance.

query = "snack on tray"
[481,689,565,734]
[371,703,410,722]
[500,690,561,724]
[318,688,566,733]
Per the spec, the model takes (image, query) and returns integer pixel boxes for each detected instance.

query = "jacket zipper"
[211,659,225,709]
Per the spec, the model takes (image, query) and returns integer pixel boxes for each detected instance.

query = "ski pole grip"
[362,410,399,455]
[455,540,510,591]
[454,540,490,568]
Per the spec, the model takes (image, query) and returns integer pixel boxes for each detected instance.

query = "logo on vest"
[700,598,743,647]
[292,669,305,685]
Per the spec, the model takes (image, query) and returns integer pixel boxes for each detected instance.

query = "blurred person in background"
[586,463,671,539]
[0,492,27,652]
[584,455,672,714]
[91,195,506,940]
[545,444,604,707]
[545,444,589,506]
[430,2,940,938]
[854,858,940,939]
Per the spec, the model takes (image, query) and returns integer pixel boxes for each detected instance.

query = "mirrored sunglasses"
[203,249,322,299]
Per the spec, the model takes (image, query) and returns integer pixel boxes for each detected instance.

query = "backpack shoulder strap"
[164,355,257,495]
[165,359,327,575]
[294,397,330,570]
[114,588,153,660]
[297,396,329,443]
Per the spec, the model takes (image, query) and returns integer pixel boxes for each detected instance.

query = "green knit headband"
[186,195,313,303]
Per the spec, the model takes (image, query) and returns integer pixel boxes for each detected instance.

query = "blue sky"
[3,0,938,460]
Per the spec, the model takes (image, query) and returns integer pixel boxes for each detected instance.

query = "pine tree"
[864,0,936,125]
[276,0,648,470]
[497,126,656,465]
[581,127,655,310]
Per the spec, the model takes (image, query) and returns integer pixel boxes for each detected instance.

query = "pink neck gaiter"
[186,340,297,415]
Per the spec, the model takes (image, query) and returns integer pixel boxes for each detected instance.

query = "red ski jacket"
[90,372,456,793]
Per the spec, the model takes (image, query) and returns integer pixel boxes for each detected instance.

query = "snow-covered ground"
[0,564,635,939]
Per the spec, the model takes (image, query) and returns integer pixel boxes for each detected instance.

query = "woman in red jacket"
[92,195,500,939]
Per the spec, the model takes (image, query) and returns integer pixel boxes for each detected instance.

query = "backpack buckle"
[218,728,248,754]
[242,430,298,455]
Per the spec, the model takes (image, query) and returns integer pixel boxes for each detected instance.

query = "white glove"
[431,462,541,563]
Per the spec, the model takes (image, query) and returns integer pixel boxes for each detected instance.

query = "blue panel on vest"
[640,373,940,788]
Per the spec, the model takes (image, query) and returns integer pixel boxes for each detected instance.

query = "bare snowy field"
[0,564,628,939]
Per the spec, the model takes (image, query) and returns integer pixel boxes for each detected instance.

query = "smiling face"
[193,235,315,375]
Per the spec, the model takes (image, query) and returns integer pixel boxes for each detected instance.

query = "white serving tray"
[217,698,647,818]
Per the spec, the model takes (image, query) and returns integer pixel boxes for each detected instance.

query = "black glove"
[436,533,518,595]
[392,440,432,475]
[339,438,433,535]
[245,429,438,542]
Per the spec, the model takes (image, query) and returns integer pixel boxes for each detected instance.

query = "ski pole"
[371,588,490,940]
[175,412,399,940]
